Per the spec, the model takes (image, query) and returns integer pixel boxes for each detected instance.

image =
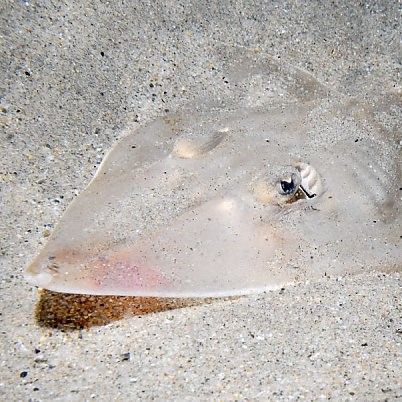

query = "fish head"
[26,52,402,297]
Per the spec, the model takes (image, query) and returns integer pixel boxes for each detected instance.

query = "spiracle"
[252,162,323,206]
[295,162,323,199]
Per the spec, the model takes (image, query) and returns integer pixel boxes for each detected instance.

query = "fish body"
[26,51,402,296]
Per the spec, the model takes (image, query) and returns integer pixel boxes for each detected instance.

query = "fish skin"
[25,51,402,297]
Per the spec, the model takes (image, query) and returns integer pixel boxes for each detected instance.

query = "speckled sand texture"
[1,1,401,400]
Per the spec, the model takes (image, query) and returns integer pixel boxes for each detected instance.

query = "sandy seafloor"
[1,1,401,401]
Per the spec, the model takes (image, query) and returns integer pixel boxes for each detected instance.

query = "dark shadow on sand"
[35,289,234,330]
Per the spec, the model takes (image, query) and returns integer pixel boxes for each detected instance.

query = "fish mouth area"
[26,246,170,296]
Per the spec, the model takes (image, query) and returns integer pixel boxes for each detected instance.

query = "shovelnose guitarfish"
[26,49,402,297]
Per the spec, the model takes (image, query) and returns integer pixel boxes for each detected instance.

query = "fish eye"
[280,178,297,194]
[277,173,300,196]
[251,163,322,206]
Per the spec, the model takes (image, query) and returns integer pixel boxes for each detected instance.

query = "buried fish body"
[26,52,402,297]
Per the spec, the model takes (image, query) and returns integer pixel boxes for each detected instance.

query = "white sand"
[1,1,401,400]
